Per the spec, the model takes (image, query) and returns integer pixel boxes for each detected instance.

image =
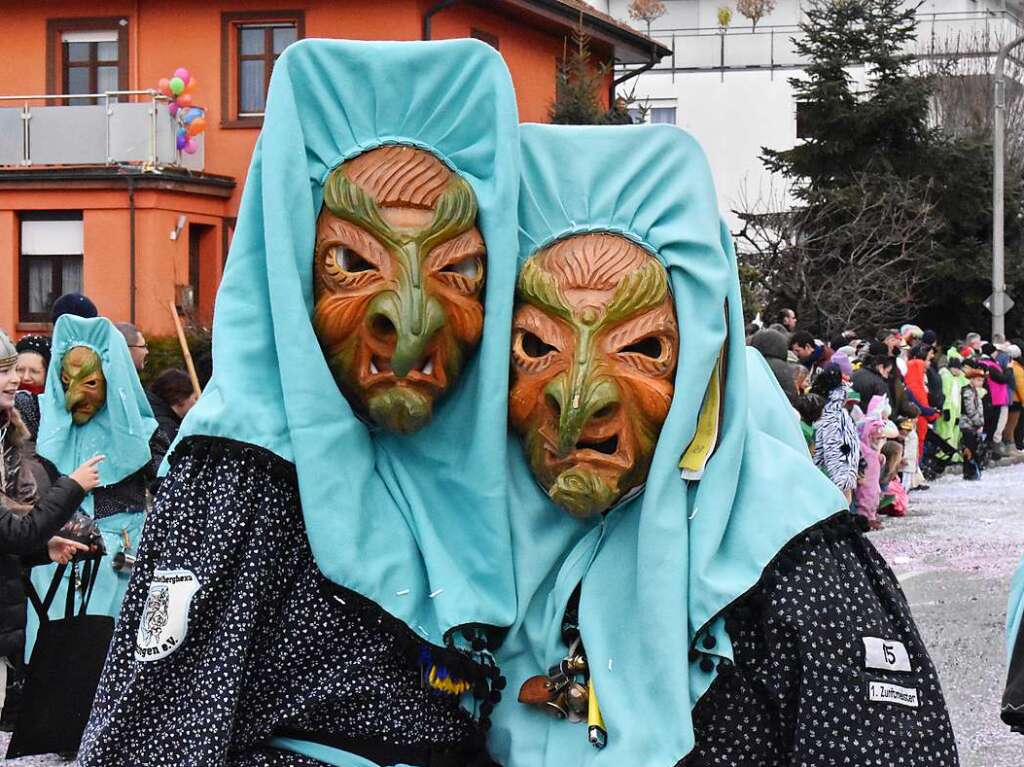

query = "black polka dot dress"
[79,437,494,767]
[685,517,959,766]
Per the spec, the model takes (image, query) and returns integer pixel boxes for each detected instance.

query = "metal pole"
[993,34,1024,339]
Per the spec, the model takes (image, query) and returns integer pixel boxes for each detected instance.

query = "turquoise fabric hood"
[171,39,520,651]
[1008,557,1024,664]
[489,124,847,766]
[37,315,156,514]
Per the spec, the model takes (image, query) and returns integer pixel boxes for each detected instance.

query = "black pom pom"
[717,658,734,676]
[488,689,502,704]
[493,675,507,691]
[471,637,487,652]
[699,656,715,673]
[702,634,717,650]
[480,700,495,717]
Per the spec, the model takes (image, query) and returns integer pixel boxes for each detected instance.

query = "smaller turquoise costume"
[26,315,156,658]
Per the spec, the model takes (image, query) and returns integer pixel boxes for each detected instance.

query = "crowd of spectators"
[749,309,1024,530]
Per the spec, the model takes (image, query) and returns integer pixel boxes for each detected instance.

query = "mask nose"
[366,291,445,379]
[545,374,620,458]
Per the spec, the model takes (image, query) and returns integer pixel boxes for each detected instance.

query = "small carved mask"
[61,346,107,425]
[510,234,679,519]
[313,146,486,433]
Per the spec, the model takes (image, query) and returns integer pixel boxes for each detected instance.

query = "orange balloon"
[186,77,197,93]
[176,93,193,108]
[187,117,207,137]
[158,77,171,96]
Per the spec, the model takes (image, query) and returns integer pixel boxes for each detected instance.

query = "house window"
[47,18,129,104]
[221,11,304,125]
[471,28,499,49]
[796,102,815,139]
[19,214,84,323]
[649,106,677,124]
[628,105,677,124]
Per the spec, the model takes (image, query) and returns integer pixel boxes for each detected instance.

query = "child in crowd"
[961,367,987,481]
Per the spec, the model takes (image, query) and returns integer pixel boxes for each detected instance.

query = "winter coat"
[854,419,886,522]
[146,391,183,475]
[749,329,800,407]
[851,368,889,409]
[961,386,985,432]
[888,367,921,420]
[935,368,963,449]
[1011,360,1024,405]
[0,476,85,659]
[925,363,945,413]
[812,386,860,493]
[905,359,937,461]
[980,358,1011,407]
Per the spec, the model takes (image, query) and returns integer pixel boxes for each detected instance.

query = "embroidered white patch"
[868,681,919,708]
[863,636,912,672]
[134,569,200,662]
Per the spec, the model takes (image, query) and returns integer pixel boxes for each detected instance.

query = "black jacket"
[0,476,86,659]
[146,391,182,477]
[851,367,890,407]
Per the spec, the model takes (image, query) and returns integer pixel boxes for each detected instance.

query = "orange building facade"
[0,1,664,337]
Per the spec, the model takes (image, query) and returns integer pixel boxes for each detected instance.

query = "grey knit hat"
[0,329,16,368]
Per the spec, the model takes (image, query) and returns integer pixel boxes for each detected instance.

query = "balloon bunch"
[157,67,206,155]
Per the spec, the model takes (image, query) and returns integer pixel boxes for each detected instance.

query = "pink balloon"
[173,67,190,82]
[168,101,179,116]
[183,138,198,155]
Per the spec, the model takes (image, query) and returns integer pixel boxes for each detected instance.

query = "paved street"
[4,463,1024,765]
[873,461,1024,767]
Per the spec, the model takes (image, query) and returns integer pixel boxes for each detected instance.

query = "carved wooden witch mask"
[313,146,486,433]
[510,233,679,518]
[61,346,107,425]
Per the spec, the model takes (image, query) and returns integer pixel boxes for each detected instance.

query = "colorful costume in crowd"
[80,39,519,767]
[25,315,158,657]
[489,124,958,766]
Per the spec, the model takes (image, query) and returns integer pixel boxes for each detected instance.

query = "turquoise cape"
[488,124,848,766]
[28,315,155,658]
[170,38,520,654]
[1008,557,1024,665]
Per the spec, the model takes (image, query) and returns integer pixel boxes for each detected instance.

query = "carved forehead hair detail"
[518,233,669,322]
[340,145,452,208]
[535,233,651,291]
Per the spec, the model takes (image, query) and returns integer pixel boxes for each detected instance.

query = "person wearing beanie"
[49,293,98,323]
[978,343,1013,456]
[13,336,49,396]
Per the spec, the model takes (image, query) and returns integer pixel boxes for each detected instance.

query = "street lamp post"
[993,34,1024,339]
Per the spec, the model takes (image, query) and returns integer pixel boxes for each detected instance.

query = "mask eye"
[521,332,556,358]
[512,329,560,373]
[441,255,481,279]
[334,246,375,274]
[618,337,664,359]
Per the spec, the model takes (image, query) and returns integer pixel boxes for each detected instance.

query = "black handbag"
[6,558,114,757]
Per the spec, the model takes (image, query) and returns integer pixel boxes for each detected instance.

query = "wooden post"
[169,299,202,397]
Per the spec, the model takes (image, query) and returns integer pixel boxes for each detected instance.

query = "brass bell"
[543,691,569,719]
[564,681,589,723]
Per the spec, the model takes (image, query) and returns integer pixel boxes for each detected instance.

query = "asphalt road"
[872,460,1024,767]
[4,463,1024,766]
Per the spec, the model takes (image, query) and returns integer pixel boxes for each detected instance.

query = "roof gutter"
[423,0,460,40]
[609,53,657,105]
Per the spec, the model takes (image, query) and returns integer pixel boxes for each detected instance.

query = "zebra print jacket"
[813,386,861,493]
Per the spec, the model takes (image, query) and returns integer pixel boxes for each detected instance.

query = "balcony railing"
[641,10,1024,73]
[0,90,204,170]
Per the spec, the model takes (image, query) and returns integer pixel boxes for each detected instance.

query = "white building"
[594,0,1024,227]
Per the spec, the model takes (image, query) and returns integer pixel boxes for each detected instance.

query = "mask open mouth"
[576,434,619,456]
[365,351,442,388]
